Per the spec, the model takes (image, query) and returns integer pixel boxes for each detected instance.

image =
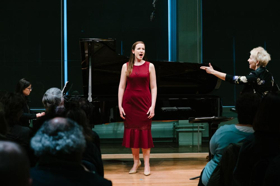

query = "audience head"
[64,98,93,142]
[0,92,25,125]
[253,91,280,133]
[236,93,261,125]
[76,97,94,122]
[0,141,31,186]
[42,87,64,113]
[15,78,32,97]
[250,47,271,67]
[31,117,86,162]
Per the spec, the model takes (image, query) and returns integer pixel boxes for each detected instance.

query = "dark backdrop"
[0,0,279,108]
[0,0,168,108]
[0,0,61,107]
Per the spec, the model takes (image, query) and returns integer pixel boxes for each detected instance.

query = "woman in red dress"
[118,41,157,176]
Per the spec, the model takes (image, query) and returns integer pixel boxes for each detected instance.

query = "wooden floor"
[103,153,208,186]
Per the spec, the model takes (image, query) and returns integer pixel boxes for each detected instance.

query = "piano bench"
[174,124,204,147]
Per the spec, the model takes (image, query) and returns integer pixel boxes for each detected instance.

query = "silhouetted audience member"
[0,92,31,150]
[0,141,32,186]
[232,91,280,186]
[199,93,261,186]
[64,97,104,177]
[30,117,112,186]
[0,102,8,140]
[76,97,101,151]
[262,154,280,186]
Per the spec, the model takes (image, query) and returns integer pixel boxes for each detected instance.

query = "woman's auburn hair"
[126,41,145,76]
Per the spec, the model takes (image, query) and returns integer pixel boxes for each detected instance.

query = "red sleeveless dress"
[122,61,154,148]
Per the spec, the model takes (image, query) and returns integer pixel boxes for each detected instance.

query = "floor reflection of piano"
[80,38,222,125]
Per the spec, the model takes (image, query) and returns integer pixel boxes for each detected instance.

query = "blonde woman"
[200,47,276,96]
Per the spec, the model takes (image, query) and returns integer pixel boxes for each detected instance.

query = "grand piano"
[80,38,222,125]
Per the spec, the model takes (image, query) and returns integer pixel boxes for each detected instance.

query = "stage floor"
[103,153,208,186]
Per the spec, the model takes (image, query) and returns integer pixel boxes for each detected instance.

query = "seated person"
[0,141,32,186]
[64,97,104,177]
[32,87,64,136]
[0,92,31,150]
[30,117,112,186]
[207,141,243,186]
[232,91,280,186]
[262,154,280,186]
[200,47,276,96]
[15,78,45,127]
[199,93,261,186]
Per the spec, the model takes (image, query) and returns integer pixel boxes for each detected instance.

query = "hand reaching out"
[36,112,45,118]
[200,63,215,74]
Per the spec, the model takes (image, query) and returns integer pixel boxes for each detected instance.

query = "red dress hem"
[122,128,154,149]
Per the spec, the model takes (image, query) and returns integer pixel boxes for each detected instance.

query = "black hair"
[236,93,261,125]
[15,78,31,95]
[64,96,94,142]
[253,91,280,133]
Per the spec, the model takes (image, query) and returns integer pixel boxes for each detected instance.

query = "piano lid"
[80,38,221,97]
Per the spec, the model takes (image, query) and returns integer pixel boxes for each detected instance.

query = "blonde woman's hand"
[200,63,215,74]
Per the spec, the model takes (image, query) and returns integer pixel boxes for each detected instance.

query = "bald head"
[0,141,31,186]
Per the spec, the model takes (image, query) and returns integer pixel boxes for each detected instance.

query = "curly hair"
[250,47,271,67]
[31,117,86,157]
[42,88,64,113]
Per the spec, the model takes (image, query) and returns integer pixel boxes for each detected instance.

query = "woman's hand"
[200,63,226,81]
[200,63,215,74]
[36,112,45,118]
[119,107,126,120]
[147,106,155,119]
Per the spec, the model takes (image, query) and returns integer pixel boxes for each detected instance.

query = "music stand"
[62,81,73,96]
[188,116,234,180]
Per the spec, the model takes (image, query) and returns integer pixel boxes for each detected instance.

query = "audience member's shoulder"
[10,124,31,134]
[238,134,255,152]
[217,124,236,132]
[83,171,112,186]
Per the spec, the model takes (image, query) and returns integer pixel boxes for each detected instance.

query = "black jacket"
[30,156,112,186]
[225,67,277,96]
[208,142,242,186]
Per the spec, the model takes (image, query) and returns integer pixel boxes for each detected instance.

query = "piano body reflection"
[80,38,222,125]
